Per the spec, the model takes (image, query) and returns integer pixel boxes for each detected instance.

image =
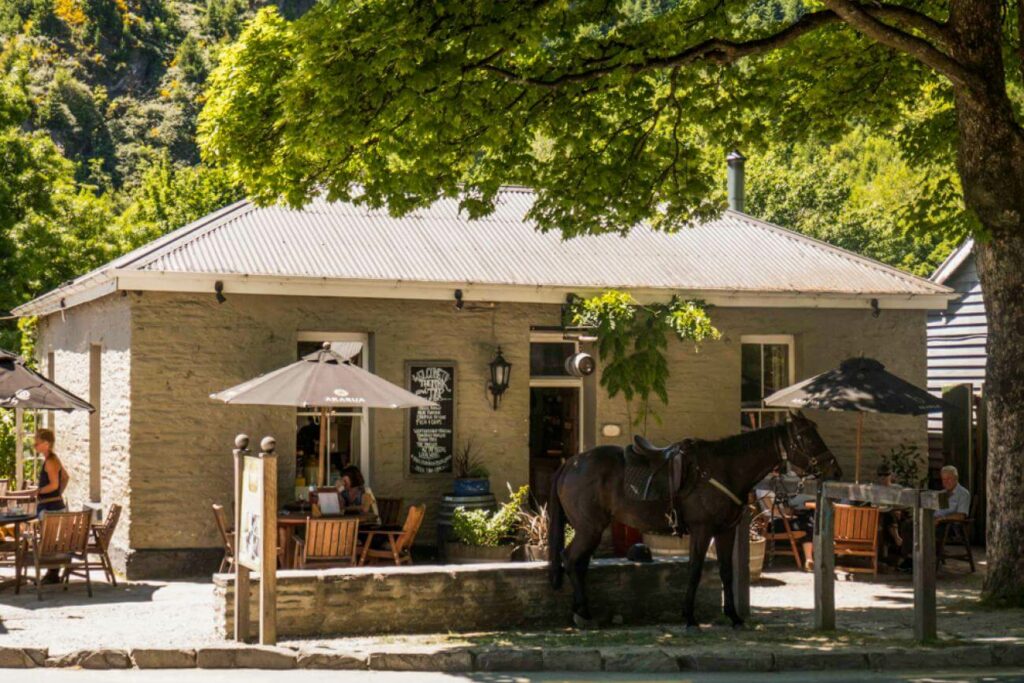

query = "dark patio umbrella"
[210,343,436,485]
[764,357,948,481]
[0,349,94,411]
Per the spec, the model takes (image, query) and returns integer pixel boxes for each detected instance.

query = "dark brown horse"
[548,413,842,630]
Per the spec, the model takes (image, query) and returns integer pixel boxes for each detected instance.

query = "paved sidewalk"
[1,549,1021,672]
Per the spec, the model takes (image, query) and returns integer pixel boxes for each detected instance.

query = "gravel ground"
[1,549,1019,655]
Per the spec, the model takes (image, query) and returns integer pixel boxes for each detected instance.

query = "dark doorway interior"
[529,387,579,507]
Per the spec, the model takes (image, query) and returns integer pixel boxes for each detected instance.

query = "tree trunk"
[950,44,1024,604]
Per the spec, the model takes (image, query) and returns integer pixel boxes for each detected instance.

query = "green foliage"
[452,440,489,480]
[451,484,529,547]
[568,290,719,427]
[879,441,928,488]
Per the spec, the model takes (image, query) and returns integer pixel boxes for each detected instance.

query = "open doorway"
[529,334,583,507]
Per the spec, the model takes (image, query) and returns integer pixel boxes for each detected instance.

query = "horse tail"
[548,464,567,589]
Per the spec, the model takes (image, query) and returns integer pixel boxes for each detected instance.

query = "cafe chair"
[758,493,808,571]
[833,504,880,576]
[212,504,234,574]
[359,504,425,566]
[937,497,977,573]
[293,517,361,569]
[18,510,93,600]
[86,504,122,586]
[376,497,404,526]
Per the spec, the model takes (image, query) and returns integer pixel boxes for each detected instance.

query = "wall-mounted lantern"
[487,346,512,410]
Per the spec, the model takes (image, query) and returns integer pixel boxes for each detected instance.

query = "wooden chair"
[833,504,880,576]
[86,504,122,586]
[360,504,425,566]
[212,504,234,574]
[376,497,404,526]
[758,494,808,570]
[17,510,92,600]
[937,496,977,572]
[293,517,361,569]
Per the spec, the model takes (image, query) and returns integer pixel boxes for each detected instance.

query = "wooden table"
[0,513,37,591]
[277,512,378,569]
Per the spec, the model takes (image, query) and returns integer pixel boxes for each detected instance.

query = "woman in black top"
[34,428,68,512]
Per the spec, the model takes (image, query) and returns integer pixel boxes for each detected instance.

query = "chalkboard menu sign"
[407,363,456,474]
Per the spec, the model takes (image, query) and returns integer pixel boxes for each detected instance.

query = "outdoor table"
[0,512,37,591]
[277,512,378,569]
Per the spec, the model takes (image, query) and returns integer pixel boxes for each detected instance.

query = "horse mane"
[681,423,784,460]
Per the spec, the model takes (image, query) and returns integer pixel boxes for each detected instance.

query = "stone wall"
[213,558,720,637]
[39,289,928,577]
[36,295,132,571]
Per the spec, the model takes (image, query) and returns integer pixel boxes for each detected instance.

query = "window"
[529,341,577,377]
[89,344,101,502]
[740,335,794,431]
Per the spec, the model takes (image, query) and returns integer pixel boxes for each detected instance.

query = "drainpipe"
[727,150,746,213]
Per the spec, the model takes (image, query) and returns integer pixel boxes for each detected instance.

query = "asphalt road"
[13,670,1024,683]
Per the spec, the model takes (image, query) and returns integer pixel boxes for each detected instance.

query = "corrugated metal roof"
[16,188,950,315]
[125,189,945,294]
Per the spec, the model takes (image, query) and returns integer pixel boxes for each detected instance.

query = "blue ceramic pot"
[453,478,491,497]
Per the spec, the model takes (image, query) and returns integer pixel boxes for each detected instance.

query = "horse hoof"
[685,624,702,634]
[573,613,599,630]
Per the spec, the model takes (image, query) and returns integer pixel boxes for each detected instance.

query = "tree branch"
[824,0,974,87]
[481,10,843,88]
[480,3,961,90]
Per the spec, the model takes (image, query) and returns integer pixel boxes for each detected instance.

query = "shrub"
[451,484,528,547]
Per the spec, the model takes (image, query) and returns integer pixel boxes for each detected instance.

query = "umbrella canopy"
[764,357,948,416]
[0,349,94,412]
[210,344,436,409]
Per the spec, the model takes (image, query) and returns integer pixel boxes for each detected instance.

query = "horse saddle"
[623,435,688,502]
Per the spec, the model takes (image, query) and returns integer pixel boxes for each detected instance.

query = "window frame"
[740,334,795,429]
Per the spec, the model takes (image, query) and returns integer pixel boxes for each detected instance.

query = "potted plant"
[452,441,491,497]
[446,485,528,564]
[516,501,574,561]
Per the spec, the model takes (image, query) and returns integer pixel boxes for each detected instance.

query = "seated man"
[897,465,970,571]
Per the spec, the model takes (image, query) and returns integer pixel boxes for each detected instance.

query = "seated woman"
[339,465,379,524]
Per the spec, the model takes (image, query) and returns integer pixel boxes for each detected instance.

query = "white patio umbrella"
[210,343,435,485]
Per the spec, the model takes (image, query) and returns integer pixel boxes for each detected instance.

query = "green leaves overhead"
[568,291,720,426]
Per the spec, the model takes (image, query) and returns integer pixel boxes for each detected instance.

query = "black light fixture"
[487,346,512,410]
[215,280,227,304]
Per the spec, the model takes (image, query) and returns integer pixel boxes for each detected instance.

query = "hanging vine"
[567,291,720,431]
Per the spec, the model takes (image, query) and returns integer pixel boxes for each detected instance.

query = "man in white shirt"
[898,465,971,571]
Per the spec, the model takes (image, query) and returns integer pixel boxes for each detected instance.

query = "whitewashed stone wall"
[36,295,132,569]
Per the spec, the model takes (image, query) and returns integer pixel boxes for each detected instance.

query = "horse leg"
[683,527,713,632]
[565,527,603,629]
[713,526,744,629]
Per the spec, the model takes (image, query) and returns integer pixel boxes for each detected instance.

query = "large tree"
[199,0,1024,604]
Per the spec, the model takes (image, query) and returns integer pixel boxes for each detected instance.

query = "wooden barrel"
[437,493,497,560]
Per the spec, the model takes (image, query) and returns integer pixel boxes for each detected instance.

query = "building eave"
[18,269,959,317]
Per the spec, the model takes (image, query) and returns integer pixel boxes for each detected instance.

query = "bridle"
[774,417,831,480]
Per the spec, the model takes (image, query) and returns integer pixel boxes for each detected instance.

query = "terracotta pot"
[521,544,546,562]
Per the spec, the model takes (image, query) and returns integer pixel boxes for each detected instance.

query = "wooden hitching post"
[913,493,937,642]
[732,506,751,619]
[233,434,250,642]
[813,485,835,631]
[259,436,278,645]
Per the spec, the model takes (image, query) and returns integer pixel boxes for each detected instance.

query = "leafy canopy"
[199,0,958,240]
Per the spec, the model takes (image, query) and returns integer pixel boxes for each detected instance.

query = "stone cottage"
[14,186,954,578]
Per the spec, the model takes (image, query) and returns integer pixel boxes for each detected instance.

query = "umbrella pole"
[14,407,23,490]
[318,407,328,487]
[854,412,864,483]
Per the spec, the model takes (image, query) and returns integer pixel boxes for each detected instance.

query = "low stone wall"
[213,558,719,638]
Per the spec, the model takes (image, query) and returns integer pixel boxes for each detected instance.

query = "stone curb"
[0,642,1018,671]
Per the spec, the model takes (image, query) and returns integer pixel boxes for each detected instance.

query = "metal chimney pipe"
[727,150,746,212]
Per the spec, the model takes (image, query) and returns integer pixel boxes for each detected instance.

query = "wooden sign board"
[407,362,456,474]
[238,455,264,571]
[233,436,278,645]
